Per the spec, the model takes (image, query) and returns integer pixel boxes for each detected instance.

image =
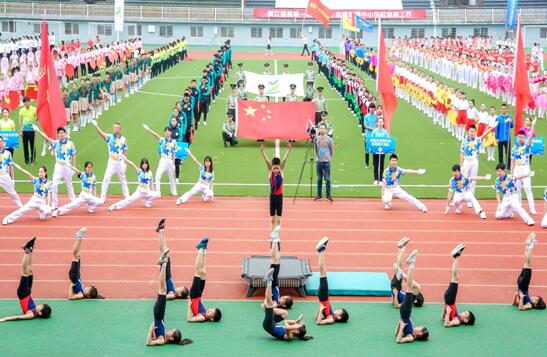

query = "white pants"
[155,157,177,196]
[513,165,535,212]
[462,159,478,196]
[382,186,426,211]
[4,196,50,224]
[452,191,483,214]
[179,182,213,204]
[52,162,76,208]
[542,213,547,228]
[495,194,534,225]
[0,174,22,207]
[111,187,160,209]
[57,192,103,215]
[101,158,129,200]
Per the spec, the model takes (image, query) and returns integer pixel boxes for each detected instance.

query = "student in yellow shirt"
[0,108,16,156]
[18,97,38,165]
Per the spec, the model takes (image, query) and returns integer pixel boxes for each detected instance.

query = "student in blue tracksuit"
[494,103,513,169]
[197,77,211,128]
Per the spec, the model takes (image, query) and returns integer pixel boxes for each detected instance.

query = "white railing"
[1,2,546,24]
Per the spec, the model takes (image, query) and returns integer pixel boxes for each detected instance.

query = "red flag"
[306,0,332,28]
[2,91,20,111]
[512,16,531,134]
[24,85,38,100]
[65,64,75,78]
[37,19,66,139]
[376,20,397,134]
[236,100,315,140]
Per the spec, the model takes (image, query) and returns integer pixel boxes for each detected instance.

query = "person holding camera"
[314,123,334,202]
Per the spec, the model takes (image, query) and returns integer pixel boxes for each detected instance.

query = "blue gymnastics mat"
[305,272,391,296]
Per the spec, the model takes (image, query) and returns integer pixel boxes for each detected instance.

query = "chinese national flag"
[37,19,67,138]
[376,20,397,134]
[236,100,315,140]
[306,0,332,28]
[512,16,531,134]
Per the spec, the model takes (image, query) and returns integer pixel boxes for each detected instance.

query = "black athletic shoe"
[314,195,322,201]
[326,196,333,202]
[156,218,166,233]
[22,237,36,253]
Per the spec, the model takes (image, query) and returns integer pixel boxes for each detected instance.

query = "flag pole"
[375,16,381,99]
[301,1,309,36]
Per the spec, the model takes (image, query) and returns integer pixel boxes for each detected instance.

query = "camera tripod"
[293,137,316,203]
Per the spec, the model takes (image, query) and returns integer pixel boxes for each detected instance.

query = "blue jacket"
[495,114,513,142]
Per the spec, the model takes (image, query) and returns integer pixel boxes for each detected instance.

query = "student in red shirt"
[259,143,292,232]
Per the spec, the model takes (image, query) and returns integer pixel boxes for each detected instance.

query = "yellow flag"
[342,16,359,32]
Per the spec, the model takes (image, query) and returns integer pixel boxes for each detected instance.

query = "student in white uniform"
[0,136,23,208]
[52,161,103,217]
[109,157,160,210]
[34,126,77,209]
[3,164,51,225]
[91,120,130,201]
[381,154,427,213]
[143,124,177,197]
[176,150,214,205]
[511,129,536,215]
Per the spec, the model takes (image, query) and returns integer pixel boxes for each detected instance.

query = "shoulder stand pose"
[0,237,52,322]
[147,250,192,346]
[156,218,188,300]
[68,227,104,300]
[391,237,424,309]
[187,237,222,322]
[513,233,545,310]
[314,237,349,325]
[442,244,475,327]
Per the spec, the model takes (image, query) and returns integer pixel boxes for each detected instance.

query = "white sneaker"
[397,237,410,249]
[526,233,537,247]
[466,202,473,208]
[373,180,379,186]
[203,121,207,126]
[406,249,418,266]
[384,204,391,210]
[455,207,462,214]
[2,218,8,225]
[176,198,182,205]
[108,204,115,211]
[479,211,487,219]
[75,227,87,240]
[421,206,428,213]
[52,209,58,218]
[175,178,179,183]
[530,209,537,215]
[41,151,46,157]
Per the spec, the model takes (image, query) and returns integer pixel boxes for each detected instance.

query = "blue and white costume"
[448,174,485,217]
[0,148,22,207]
[100,133,129,200]
[110,169,160,210]
[460,136,481,197]
[381,166,427,212]
[51,139,77,208]
[155,137,178,196]
[177,165,214,204]
[511,142,535,214]
[56,171,103,216]
[494,174,534,226]
[3,177,51,225]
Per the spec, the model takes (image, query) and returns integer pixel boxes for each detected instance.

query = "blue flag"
[505,0,518,30]
[0,131,19,148]
[365,137,396,154]
[355,15,373,33]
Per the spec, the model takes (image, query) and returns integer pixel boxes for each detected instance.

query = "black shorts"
[318,276,330,302]
[270,194,283,217]
[69,260,81,284]
[263,307,275,334]
[17,275,33,300]
[444,282,458,306]
[270,263,280,290]
[391,274,402,292]
[190,276,206,299]
[517,268,532,292]
[154,294,167,321]
[399,292,414,320]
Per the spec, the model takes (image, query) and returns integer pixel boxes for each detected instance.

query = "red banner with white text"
[253,8,426,19]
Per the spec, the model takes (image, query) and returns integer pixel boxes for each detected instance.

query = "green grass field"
[7,54,546,199]
[1,300,545,356]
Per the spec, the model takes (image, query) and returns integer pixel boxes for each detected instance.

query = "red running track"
[0,195,545,304]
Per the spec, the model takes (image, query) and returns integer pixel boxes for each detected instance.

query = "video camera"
[307,119,316,139]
